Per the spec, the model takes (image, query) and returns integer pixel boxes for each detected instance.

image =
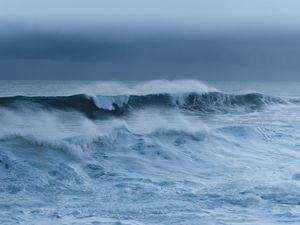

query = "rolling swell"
[0,92,289,118]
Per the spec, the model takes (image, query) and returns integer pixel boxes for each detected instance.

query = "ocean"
[1,80,300,225]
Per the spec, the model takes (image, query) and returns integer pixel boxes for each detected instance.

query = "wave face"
[1,80,300,225]
[0,92,291,118]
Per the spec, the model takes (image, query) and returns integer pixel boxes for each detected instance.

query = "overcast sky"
[1,0,300,29]
[1,0,300,80]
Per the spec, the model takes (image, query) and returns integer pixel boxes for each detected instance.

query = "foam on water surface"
[1,80,300,225]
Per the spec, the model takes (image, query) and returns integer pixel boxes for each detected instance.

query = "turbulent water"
[1,80,300,225]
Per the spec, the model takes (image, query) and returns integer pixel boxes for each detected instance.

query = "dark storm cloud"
[1,0,300,80]
[1,29,300,80]
[1,30,300,63]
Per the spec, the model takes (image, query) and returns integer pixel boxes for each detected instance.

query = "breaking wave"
[1,80,300,225]
[0,92,292,118]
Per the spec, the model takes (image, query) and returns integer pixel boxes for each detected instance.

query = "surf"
[0,92,291,119]
[1,80,300,224]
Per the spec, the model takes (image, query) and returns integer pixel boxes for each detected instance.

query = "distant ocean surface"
[1,80,300,225]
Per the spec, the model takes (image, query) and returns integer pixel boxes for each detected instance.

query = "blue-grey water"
[1,80,300,225]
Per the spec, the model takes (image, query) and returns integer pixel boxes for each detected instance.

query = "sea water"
[1,80,300,225]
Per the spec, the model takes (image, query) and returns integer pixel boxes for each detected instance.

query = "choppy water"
[1,80,300,225]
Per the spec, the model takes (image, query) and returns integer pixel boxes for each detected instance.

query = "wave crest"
[0,92,291,118]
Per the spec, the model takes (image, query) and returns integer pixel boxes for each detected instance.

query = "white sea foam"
[1,81,300,225]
